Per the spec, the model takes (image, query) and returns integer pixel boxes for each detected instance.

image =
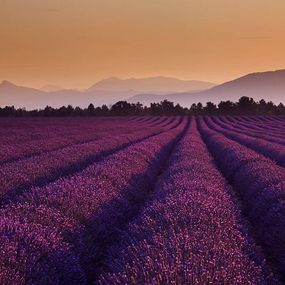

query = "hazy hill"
[0,77,215,109]
[88,76,215,93]
[0,81,45,109]
[1,70,285,109]
[201,69,285,104]
[129,70,285,106]
[0,81,89,109]
[40,85,63,92]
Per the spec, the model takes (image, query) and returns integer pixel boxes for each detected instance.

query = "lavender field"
[0,115,284,285]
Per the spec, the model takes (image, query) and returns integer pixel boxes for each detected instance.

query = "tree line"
[0,96,284,117]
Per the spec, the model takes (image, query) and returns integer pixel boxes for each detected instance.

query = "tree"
[218,101,237,114]
[204,102,217,114]
[111,101,133,115]
[66,105,74,116]
[43,106,54,116]
[0,96,283,116]
[237,96,255,114]
[87,103,95,115]
[276,103,285,115]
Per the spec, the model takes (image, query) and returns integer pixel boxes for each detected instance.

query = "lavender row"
[0,117,110,144]
[230,116,285,134]
[0,117,170,165]
[220,117,285,139]
[0,116,157,146]
[0,117,181,203]
[198,117,285,278]
[205,117,285,167]
[0,117,157,145]
[98,118,278,284]
[214,117,285,147]
[0,118,188,285]
[225,116,285,135]
[235,115,285,125]
[225,116,285,133]
[219,116,285,141]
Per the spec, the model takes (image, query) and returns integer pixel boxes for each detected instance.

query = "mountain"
[0,77,215,109]
[129,70,285,106]
[200,69,285,104]
[0,81,87,109]
[40,85,63,92]
[0,80,46,109]
[88,76,215,93]
[1,70,285,109]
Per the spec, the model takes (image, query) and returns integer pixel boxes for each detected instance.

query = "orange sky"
[1,0,285,89]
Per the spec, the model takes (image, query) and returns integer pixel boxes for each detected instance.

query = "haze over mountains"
[0,77,215,109]
[87,76,215,93]
[0,70,284,109]
[129,70,285,106]
[40,85,63,92]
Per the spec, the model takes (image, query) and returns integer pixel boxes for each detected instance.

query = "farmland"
[0,116,284,284]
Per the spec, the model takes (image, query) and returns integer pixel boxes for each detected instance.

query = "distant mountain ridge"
[88,76,215,93]
[0,77,215,109]
[0,70,285,109]
[128,70,285,106]
[40,85,63,92]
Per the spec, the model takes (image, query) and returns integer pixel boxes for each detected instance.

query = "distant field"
[0,115,284,284]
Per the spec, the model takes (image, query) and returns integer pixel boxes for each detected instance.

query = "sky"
[0,0,285,89]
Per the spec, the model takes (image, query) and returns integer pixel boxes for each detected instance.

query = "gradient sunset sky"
[1,0,285,89]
